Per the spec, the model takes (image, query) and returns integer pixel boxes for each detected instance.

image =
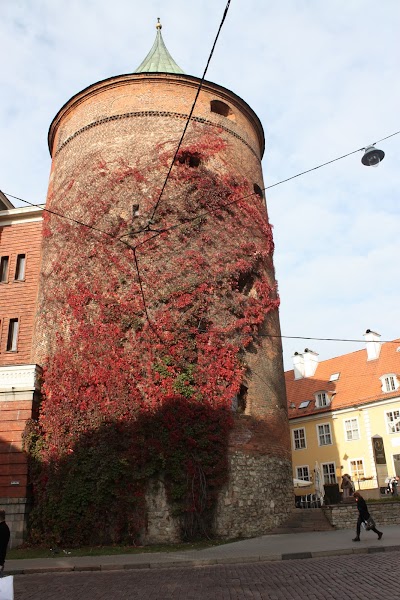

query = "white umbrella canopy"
[293,478,312,488]
[314,462,325,502]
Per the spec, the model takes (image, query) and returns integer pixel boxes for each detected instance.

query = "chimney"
[303,348,319,377]
[292,352,305,380]
[364,329,381,361]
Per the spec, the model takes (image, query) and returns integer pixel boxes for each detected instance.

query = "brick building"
[0,198,43,545]
[2,22,292,544]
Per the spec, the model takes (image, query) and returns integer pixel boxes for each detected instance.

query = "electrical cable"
[148,0,231,223]
[259,334,399,344]
[4,126,399,241]
[2,194,128,246]
[3,128,399,347]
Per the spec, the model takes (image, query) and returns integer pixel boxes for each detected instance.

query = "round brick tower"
[33,21,292,542]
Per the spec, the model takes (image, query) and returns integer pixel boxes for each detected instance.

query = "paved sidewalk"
[5,525,400,575]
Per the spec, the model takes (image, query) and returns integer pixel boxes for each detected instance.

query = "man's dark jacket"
[0,521,10,566]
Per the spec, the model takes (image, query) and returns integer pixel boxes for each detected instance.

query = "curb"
[6,545,400,575]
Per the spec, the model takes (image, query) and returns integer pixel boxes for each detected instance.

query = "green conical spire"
[135,19,184,74]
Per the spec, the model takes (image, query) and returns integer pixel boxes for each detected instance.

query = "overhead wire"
[148,0,231,223]
[3,128,400,350]
[259,334,400,344]
[4,127,400,241]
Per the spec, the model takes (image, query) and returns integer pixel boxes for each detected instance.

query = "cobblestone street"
[13,550,400,599]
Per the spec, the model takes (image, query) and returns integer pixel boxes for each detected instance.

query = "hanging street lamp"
[361,145,385,167]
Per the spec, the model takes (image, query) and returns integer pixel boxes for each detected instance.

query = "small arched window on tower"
[253,184,264,201]
[175,151,201,168]
[210,100,235,121]
[231,384,248,413]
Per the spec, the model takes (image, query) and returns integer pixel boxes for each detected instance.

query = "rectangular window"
[322,462,336,484]
[296,466,310,481]
[299,400,310,409]
[0,256,9,282]
[386,410,400,434]
[350,459,365,479]
[293,428,306,450]
[317,392,328,406]
[318,423,332,446]
[344,418,360,441]
[6,319,19,352]
[14,254,26,281]
[385,376,396,392]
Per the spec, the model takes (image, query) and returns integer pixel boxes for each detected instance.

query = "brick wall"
[0,385,39,547]
[36,72,287,426]
[32,71,292,541]
[0,212,42,364]
[0,209,43,546]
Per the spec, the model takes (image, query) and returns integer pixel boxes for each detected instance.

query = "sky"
[1,0,399,370]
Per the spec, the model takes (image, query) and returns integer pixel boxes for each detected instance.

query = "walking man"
[0,510,10,573]
[352,491,383,542]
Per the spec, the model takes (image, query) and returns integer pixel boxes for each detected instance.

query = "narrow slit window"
[6,319,19,352]
[253,184,264,200]
[0,256,9,282]
[15,254,26,281]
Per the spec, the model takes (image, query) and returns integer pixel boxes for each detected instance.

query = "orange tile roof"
[285,339,400,419]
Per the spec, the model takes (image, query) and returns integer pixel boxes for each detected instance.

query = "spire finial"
[134,19,184,74]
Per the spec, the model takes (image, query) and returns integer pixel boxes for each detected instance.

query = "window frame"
[14,253,26,281]
[315,391,330,408]
[6,318,19,352]
[0,256,9,283]
[385,409,400,434]
[380,374,399,394]
[317,422,333,446]
[296,465,310,481]
[293,427,307,450]
[322,462,337,484]
[349,458,365,480]
[344,417,360,441]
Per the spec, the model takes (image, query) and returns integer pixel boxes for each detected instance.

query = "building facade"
[0,201,43,545]
[287,330,400,502]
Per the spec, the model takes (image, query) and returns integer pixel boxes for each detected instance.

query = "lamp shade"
[361,145,385,167]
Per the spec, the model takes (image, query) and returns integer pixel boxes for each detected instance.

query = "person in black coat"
[352,491,383,541]
[0,510,10,572]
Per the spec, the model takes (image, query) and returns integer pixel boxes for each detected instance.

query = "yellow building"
[286,330,400,501]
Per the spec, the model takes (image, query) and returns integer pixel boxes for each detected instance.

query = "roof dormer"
[314,390,331,408]
[380,374,399,394]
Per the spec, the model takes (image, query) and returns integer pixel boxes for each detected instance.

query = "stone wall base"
[142,478,180,545]
[323,502,400,529]
[142,452,293,544]
[214,451,293,539]
[0,497,30,548]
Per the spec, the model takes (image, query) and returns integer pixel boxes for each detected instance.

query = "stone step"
[268,508,334,534]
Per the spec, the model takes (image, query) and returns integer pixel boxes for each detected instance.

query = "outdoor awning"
[293,478,312,488]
